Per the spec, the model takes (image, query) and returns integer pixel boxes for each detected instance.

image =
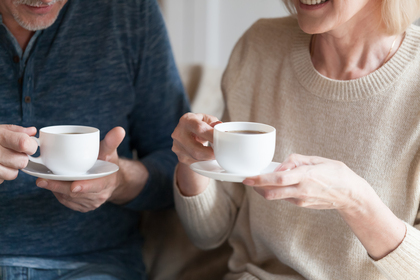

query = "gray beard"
[12,0,65,31]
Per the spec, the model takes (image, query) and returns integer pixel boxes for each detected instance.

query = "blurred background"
[157,0,289,117]
[158,0,288,68]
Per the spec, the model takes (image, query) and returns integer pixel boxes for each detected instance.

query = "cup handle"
[27,136,43,164]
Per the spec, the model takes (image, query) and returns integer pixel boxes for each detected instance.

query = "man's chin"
[14,15,58,31]
[13,10,60,31]
[12,1,65,31]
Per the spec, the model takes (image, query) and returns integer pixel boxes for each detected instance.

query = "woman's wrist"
[176,163,210,197]
[338,183,406,260]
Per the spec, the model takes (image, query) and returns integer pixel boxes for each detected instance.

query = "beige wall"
[159,0,288,68]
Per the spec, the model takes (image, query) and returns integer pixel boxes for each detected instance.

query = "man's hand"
[0,125,38,184]
[35,127,147,212]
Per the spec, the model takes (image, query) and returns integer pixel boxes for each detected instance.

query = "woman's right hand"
[0,125,38,184]
[171,113,221,196]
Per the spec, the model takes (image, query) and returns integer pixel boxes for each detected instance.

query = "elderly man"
[0,0,189,279]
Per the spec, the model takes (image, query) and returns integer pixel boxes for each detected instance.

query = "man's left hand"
[36,127,127,212]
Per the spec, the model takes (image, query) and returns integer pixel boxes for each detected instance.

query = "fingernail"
[37,180,48,188]
[243,179,255,186]
[72,186,82,193]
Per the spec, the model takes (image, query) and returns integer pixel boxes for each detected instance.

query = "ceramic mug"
[213,122,276,175]
[28,125,100,175]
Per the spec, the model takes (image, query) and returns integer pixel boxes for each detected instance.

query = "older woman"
[171,0,420,279]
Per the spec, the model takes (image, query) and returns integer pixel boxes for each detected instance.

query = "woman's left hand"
[243,153,371,211]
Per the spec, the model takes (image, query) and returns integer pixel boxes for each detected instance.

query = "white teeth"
[300,0,327,5]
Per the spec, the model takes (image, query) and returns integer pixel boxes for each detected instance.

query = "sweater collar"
[291,25,420,101]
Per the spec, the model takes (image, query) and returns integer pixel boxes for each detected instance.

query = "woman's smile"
[300,0,329,5]
[299,0,330,10]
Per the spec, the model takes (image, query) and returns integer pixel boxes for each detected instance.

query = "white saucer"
[189,160,281,182]
[21,160,119,181]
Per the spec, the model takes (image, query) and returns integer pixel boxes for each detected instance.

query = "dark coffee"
[61,133,83,135]
[225,130,266,134]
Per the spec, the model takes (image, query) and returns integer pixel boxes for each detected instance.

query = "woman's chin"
[298,23,327,35]
[297,18,334,35]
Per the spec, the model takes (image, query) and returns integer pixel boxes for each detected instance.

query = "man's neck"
[0,0,35,53]
[2,14,35,53]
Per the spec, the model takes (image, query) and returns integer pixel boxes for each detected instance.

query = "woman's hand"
[244,153,370,211]
[244,153,406,260]
[171,113,221,196]
[172,113,221,165]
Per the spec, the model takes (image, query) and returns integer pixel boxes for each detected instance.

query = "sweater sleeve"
[123,0,190,211]
[174,166,245,250]
[370,221,420,279]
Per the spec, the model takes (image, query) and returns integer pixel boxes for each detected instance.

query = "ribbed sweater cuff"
[174,175,218,224]
[173,165,236,250]
[371,222,420,279]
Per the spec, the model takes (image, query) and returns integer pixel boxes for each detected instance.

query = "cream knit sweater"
[174,17,420,280]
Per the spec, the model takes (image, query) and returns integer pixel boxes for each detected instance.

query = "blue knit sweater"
[0,0,189,273]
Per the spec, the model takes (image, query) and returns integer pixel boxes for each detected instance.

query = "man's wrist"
[108,158,149,205]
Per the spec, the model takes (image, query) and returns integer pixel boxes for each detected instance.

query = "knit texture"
[175,17,420,279]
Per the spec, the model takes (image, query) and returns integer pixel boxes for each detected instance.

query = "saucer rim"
[189,160,280,182]
[21,159,119,181]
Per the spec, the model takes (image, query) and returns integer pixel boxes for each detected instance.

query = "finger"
[283,198,335,209]
[0,129,38,155]
[210,121,222,128]
[243,167,309,187]
[54,191,107,211]
[172,140,196,165]
[98,127,126,161]
[0,164,19,181]
[53,192,91,213]
[253,186,301,200]
[197,113,220,127]
[184,113,219,143]
[36,179,72,195]
[69,178,109,194]
[195,121,223,144]
[0,146,29,170]
[278,153,325,171]
[173,138,214,163]
[2,125,37,135]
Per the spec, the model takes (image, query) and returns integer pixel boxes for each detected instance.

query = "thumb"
[98,127,126,161]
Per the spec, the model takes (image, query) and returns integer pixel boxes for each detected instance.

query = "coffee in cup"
[28,125,100,175]
[213,122,276,175]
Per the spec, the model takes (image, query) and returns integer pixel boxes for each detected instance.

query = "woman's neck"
[311,8,404,80]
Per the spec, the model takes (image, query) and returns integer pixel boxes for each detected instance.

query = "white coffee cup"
[28,125,100,175]
[213,122,276,175]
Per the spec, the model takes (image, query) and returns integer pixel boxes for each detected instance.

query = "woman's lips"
[299,0,330,11]
[23,4,54,14]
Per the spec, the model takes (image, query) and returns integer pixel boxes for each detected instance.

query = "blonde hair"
[281,0,420,35]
